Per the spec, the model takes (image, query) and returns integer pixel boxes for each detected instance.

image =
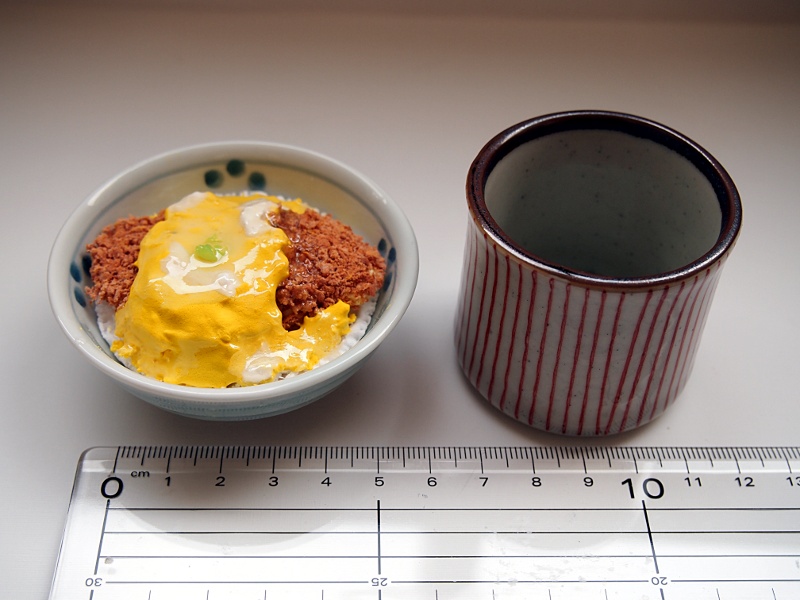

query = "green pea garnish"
[194,235,226,262]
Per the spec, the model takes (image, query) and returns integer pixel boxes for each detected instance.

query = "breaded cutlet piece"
[85,211,166,310]
[269,207,385,330]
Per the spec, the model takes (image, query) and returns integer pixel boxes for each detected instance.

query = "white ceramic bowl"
[48,142,418,420]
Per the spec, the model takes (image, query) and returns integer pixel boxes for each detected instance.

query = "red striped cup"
[455,111,741,436]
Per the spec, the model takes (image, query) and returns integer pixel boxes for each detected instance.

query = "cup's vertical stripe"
[635,280,686,428]
[466,239,491,379]
[455,224,476,364]
[618,285,671,433]
[672,268,717,398]
[514,269,538,421]
[485,252,512,399]
[498,261,524,412]
[545,283,572,431]
[456,225,479,368]
[677,266,722,394]
[454,233,468,360]
[671,266,720,403]
[649,275,702,421]
[662,271,711,410]
[561,287,590,434]
[595,292,626,435]
[463,232,481,372]
[475,247,501,390]
[602,290,654,435]
[577,290,606,435]
[528,278,556,426]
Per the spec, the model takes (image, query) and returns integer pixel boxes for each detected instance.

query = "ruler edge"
[84,445,800,464]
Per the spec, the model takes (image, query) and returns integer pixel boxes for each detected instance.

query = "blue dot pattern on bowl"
[81,253,92,277]
[205,160,268,191]
[204,169,223,188]
[226,159,246,177]
[248,172,266,190]
[70,260,87,307]
[75,158,397,336]
[377,239,397,293]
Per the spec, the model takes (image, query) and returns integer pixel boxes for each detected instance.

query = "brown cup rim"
[467,110,743,289]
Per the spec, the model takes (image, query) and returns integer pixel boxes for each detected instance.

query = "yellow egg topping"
[110,192,354,388]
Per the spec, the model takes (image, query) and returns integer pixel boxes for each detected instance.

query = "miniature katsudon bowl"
[48,142,419,420]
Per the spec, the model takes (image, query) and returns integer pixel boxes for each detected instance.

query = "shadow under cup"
[455,111,741,436]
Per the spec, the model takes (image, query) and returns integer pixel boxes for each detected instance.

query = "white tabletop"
[2,2,799,597]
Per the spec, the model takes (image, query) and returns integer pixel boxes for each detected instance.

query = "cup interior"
[475,113,739,281]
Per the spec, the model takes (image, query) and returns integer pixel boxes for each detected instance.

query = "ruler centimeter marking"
[50,446,800,600]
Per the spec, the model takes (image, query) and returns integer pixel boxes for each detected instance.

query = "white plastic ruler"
[49,446,800,600]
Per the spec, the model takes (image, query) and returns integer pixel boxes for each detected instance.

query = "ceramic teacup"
[455,110,742,436]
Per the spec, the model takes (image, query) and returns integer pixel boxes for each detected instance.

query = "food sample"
[85,191,386,388]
